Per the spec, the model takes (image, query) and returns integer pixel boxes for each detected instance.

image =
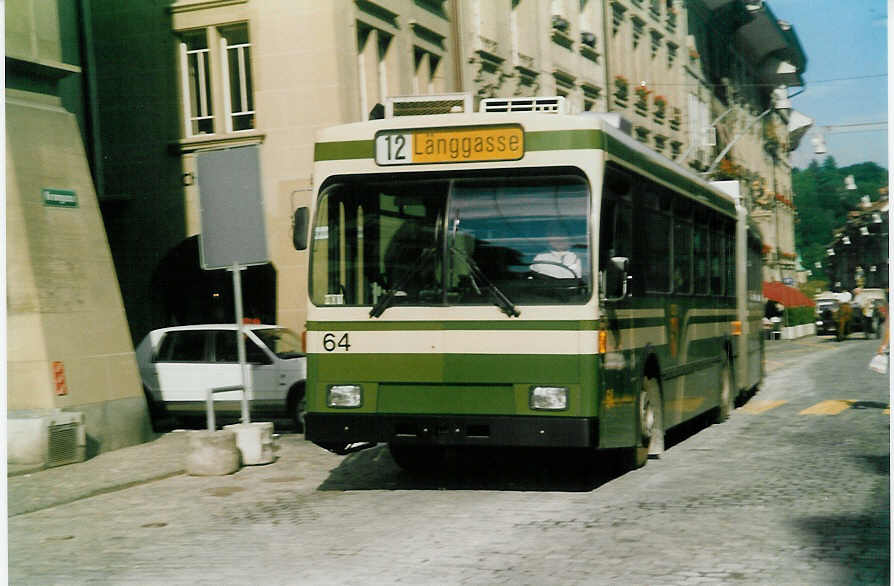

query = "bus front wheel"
[621,376,664,470]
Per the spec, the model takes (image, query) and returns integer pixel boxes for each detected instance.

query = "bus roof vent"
[384,93,474,118]
[480,96,568,114]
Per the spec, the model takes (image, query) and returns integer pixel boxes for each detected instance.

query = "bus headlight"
[327,385,362,408]
[530,386,568,411]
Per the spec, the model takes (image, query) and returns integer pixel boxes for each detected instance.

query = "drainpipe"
[602,0,611,111]
[450,0,464,91]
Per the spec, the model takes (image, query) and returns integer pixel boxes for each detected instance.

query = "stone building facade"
[23,0,808,361]
[6,0,151,461]
[87,0,806,343]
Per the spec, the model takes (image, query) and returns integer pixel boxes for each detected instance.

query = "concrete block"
[224,422,276,465]
[185,430,240,476]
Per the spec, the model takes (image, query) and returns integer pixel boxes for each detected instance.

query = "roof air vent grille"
[385,93,474,118]
[480,96,568,114]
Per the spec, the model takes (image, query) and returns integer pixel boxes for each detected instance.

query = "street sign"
[42,188,78,208]
[196,145,268,270]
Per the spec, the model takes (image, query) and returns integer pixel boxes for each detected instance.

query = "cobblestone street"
[8,336,889,585]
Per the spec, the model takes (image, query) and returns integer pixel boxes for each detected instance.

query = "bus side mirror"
[293,207,309,250]
[602,256,629,301]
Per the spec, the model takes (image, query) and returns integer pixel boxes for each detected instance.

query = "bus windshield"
[310,172,591,313]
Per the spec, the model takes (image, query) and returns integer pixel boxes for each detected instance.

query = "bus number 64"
[322,332,351,352]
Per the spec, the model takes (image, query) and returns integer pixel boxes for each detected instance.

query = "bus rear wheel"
[714,361,734,422]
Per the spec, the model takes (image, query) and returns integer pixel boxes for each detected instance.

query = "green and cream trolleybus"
[293,94,764,471]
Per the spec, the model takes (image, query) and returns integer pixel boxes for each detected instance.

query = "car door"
[211,330,279,410]
[153,330,212,406]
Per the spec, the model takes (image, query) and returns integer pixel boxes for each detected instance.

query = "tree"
[792,158,888,281]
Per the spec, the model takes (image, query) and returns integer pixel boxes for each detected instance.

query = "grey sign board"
[196,145,268,270]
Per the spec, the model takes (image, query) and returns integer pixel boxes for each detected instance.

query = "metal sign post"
[231,262,251,424]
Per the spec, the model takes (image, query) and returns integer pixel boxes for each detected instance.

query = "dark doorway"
[151,236,276,328]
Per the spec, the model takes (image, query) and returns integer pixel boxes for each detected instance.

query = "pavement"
[3,332,868,519]
[7,431,193,517]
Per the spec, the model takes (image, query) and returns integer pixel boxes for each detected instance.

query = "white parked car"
[136,324,307,430]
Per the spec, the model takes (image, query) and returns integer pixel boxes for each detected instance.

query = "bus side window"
[673,216,692,294]
[709,228,724,295]
[693,216,709,295]
[725,227,736,296]
[600,167,633,271]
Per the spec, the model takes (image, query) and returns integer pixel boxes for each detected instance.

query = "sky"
[769,0,888,170]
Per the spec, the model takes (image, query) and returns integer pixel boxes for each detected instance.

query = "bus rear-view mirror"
[603,256,629,301]
[293,207,309,250]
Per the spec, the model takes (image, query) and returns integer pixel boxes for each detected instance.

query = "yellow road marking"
[740,400,787,414]
[799,400,855,415]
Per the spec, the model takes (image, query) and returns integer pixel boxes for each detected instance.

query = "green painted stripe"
[306,320,599,331]
[311,353,584,383]
[314,140,373,161]
[525,129,603,151]
[312,130,599,162]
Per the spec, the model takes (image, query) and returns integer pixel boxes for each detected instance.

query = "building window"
[221,25,254,132]
[357,23,396,119]
[650,29,663,59]
[178,23,255,138]
[181,30,213,136]
[611,3,626,36]
[413,47,443,94]
[632,16,645,49]
[667,41,678,68]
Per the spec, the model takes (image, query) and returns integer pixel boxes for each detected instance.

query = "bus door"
[598,165,636,447]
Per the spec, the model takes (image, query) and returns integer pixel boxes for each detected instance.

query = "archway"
[150,236,276,327]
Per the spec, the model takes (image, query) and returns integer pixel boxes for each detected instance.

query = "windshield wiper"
[450,246,520,318]
[369,247,437,318]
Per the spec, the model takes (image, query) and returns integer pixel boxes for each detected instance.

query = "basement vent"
[480,96,568,114]
[47,422,80,467]
[385,93,474,118]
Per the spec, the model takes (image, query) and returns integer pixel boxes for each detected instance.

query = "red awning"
[762,281,815,308]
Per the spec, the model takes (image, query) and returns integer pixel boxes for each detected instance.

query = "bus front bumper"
[305,413,598,448]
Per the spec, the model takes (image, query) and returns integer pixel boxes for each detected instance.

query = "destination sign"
[375,125,524,166]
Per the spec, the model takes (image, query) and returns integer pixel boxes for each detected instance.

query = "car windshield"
[309,171,591,313]
[253,328,304,359]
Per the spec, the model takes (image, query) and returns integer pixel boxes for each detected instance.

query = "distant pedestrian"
[869,318,888,374]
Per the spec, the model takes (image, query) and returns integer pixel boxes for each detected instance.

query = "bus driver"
[531,236,582,279]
